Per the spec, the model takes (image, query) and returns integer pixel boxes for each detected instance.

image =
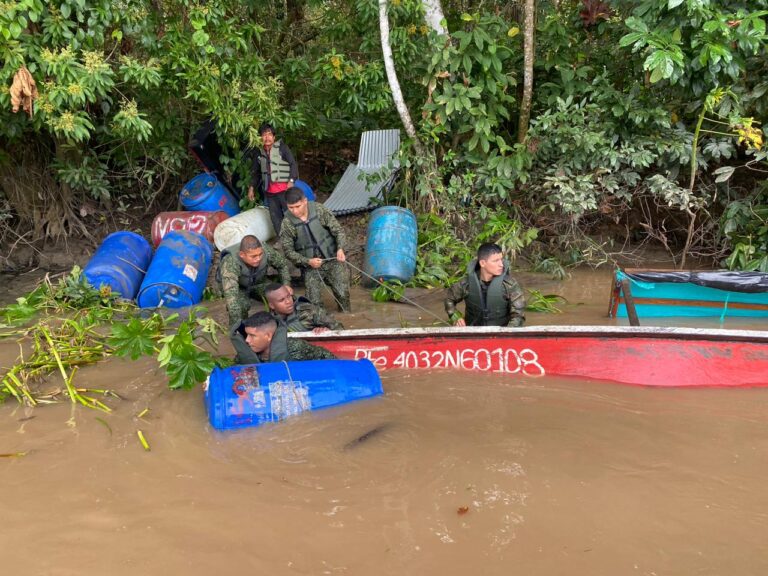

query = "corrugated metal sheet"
[324,129,400,216]
[357,129,401,171]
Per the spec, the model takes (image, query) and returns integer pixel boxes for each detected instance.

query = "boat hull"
[296,326,768,388]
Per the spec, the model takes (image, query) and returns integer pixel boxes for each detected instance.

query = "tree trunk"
[422,0,447,36]
[378,0,426,156]
[517,0,535,144]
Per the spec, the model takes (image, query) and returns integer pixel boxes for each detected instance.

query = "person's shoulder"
[502,273,523,290]
[315,202,335,216]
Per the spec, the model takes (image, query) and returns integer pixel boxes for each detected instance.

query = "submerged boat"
[608,269,768,319]
[295,325,768,388]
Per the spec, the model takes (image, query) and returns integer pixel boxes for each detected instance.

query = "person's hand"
[285,284,294,295]
[308,257,323,269]
[312,327,329,334]
[454,318,466,327]
[336,249,346,263]
[247,186,255,202]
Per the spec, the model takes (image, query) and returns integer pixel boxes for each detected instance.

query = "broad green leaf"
[668,0,684,9]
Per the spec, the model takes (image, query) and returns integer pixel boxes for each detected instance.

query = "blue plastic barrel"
[136,230,213,308]
[364,206,417,283]
[179,173,240,217]
[293,179,316,201]
[205,359,383,430]
[83,231,152,300]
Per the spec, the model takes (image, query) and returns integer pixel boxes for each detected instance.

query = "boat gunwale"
[291,325,768,344]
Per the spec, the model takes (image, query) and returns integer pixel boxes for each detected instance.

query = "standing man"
[265,283,344,333]
[248,122,298,235]
[280,187,351,312]
[444,242,526,327]
[218,235,292,325]
[229,311,337,364]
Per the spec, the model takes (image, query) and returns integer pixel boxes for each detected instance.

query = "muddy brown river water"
[2,267,768,574]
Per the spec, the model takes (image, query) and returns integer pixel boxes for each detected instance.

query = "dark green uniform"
[280,201,350,311]
[444,259,526,327]
[273,296,344,332]
[229,320,336,365]
[219,244,291,325]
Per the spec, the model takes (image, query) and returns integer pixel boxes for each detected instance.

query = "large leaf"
[108,318,156,360]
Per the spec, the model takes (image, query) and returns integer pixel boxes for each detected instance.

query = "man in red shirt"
[248,122,299,235]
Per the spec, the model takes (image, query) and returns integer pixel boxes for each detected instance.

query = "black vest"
[465,259,510,326]
[285,202,337,259]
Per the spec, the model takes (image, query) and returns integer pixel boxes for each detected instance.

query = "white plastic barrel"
[213,207,276,252]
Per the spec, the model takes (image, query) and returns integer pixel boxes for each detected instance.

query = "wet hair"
[477,242,502,262]
[264,283,285,298]
[239,235,263,252]
[242,311,277,332]
[258,122,275,136]
[285,186,306,204]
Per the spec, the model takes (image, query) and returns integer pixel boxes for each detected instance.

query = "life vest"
[285,202,337,259]
[259,141,292,185]
[464,258,510,326]
[217,245,268,296]
[267,323,290,361]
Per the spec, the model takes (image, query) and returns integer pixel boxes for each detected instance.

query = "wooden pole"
[620,278,641,327]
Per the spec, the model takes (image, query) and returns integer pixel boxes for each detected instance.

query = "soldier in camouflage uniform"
[218,235,292,325]
[444,243,526,327]
[264,283,344,333]
[229,311,336,364]
[280,187,351,312]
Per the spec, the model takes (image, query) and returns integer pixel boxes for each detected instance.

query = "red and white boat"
[295,326,768,388]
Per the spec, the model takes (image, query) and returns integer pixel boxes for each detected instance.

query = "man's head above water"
[265,283,295,316]
[242,311,278,354]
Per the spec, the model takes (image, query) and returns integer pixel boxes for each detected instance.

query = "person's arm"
[265,245,292,286]
[249,150,263,200]
[279,220,311,268]
[503,276,526,327]
[444,277,469,325]
[220,255,247,321]
[288,338,337,360]
[311,304,344,330]
[280,143,299,181]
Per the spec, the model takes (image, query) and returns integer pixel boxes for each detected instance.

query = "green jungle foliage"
[0,0,766,269]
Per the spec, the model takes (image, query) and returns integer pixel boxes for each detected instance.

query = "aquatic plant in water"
[0,268,229,410]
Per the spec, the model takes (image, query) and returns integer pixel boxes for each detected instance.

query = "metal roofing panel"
[323,129,400,215]
[357,129,400,171]
[323,164,391,215]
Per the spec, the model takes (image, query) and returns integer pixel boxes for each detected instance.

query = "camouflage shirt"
[286,338,337,361]
[444,273,526,327]
[280,202,348,267]
[220,244,291,321]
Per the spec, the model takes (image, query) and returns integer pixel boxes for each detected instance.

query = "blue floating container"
[205,359,383,430]
[83,231,152,300]
[364,206,417,283]
[180,173,240,217]
[293,179,316,201]
[137,230,213,308]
